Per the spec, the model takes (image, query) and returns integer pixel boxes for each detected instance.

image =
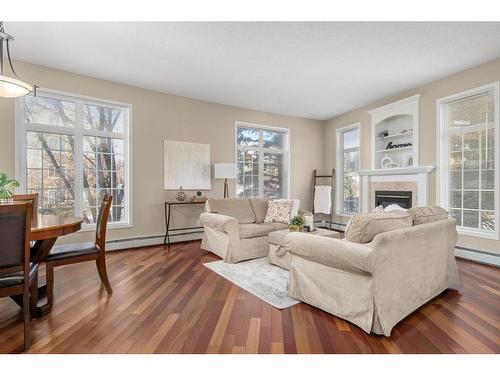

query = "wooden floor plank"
[1,241,498,354]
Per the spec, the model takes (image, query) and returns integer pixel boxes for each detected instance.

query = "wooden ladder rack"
[312,169,335,230]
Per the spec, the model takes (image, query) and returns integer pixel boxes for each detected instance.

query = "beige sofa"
[284,208,460,337]
[200,198,289,263]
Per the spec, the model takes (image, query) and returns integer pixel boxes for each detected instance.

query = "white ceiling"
[5,22,500,120]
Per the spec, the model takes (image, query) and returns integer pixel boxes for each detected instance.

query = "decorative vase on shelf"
[175,187,187,202]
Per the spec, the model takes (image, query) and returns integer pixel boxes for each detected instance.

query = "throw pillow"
[275,199,300,218]
[408,206,448,225]
[345,210,413,244]
[264,200,294,224]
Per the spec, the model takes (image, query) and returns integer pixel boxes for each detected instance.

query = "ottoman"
[268,228,342,270]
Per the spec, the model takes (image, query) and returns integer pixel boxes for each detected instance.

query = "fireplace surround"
[358,166,435,213]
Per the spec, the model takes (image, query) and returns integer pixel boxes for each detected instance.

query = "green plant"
[291,215,304,227]
[0,172,20,199]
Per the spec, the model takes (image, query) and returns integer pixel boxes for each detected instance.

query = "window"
[235,122,289,198]
[16,89,131,228]
[437,82,499,240]
[336,124,360,215]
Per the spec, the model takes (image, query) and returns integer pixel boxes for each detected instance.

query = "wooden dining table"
[13,214,84,316]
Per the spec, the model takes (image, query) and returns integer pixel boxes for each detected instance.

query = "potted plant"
[0,172,20,204]
[290,215,303,232]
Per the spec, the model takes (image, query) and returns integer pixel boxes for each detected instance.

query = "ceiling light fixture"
[0,21,36,98]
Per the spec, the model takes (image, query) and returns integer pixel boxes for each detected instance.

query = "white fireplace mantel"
[358,166,435,176]
[359,166,435,212]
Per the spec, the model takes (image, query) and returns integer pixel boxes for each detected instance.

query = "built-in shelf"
[368,94,420,169]
[376,131,413,141]
[376,145,413,153]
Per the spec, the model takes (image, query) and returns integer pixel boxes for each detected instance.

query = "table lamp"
[214,163,236,198]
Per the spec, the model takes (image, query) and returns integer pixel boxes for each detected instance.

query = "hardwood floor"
[0,240,499,353]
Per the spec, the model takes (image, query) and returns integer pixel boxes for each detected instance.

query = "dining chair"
[45,194,113,309]
[13,193,39,221]
[0,202,39,351]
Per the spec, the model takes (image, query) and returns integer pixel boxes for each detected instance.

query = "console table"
[164,201,206,246]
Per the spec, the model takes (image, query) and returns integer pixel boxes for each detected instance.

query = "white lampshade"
[214,163,236,179]
[0,75,32,98]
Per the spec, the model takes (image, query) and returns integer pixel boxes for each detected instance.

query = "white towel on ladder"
[314,185,331,214]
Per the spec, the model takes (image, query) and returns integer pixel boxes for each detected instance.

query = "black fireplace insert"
[375,190,412,209]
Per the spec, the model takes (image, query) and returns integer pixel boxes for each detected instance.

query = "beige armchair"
[284,218,460,336]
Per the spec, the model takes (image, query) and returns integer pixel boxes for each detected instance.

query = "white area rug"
[204,257,300,309]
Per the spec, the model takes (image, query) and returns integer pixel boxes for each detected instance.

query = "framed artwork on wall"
[163,140,211,190]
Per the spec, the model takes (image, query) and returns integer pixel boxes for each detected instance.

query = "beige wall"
[1,58,498,254]
[0,61,325,245]
[325,58,500,254]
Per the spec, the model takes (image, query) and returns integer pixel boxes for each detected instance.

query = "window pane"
[25,95,75,127]
[481,170,495,190]
[83,135,126,223]
[450,190,462,209]
[264,153,283,198]
[450,209,462,226]
[463,170,479,189]
[83,104,124,133]
[481,129,495,170]
[463,210,479,229]
[449,170,462,190]
[481,211,495,231]
[343,129,359,149]
[237,127,259,147]
[343,149,359,213]
[463,191,479,210]
[463,149,479,170]
[481,191,495,210]
[263,130,283,149]
[447,93,489,128]
[26,131,75,216]
[236,150,259,198]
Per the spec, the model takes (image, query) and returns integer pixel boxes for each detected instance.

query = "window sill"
[335,211,357,217]
[457,227,499,241]
[80,222,133,232]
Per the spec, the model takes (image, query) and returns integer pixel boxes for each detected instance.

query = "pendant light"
[0,21,36,98]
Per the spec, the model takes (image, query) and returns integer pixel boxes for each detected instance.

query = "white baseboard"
[53,231,498,267]
[455,247,500,267]
[53,231,203,253]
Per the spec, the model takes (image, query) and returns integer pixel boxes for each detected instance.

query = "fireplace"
[375,190,412,209]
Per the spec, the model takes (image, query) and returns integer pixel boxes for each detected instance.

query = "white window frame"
[234,121,290,199]
[335,123,361,216]
[15,88,133,231]
[436,82,499,240]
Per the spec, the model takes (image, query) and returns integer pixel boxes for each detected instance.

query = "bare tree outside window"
[236,125,288,198]
[23,93,129,225]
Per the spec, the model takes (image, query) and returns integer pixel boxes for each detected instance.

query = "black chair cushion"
[45,243,98,262]
[0,263,39,289]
